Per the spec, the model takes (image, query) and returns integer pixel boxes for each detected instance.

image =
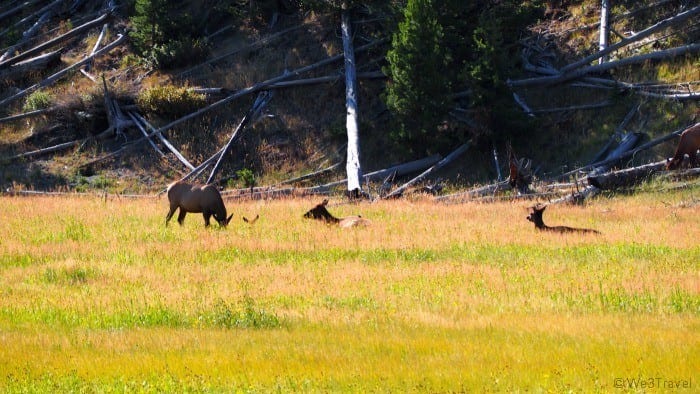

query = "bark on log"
[0,12,110,68]
[383,143,470,199]
[0,33,126,108]
[587,160,667,190]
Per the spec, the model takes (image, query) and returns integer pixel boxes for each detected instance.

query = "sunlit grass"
[0,189,698,391]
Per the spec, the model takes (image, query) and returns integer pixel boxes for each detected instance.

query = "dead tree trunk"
[0,12,111,68]
[588,160,667,190]
[0,0,62,62]
[155,38,388,137]
[510,43,700,88]
[206,91,273,184]
[0,33,126,108]
[341,5,363,196]
[561,5,700,73]
[599,0,610,65]
[383,143,470,199]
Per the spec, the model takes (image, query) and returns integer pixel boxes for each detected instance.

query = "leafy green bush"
[136,85,206,117]
[236,168,256,188]
[23,90,54,112]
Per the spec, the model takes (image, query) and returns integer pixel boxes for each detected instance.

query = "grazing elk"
[666,123,700,170]
[527,204,600,234]
[165,181,233,227]
[303,199,370,228]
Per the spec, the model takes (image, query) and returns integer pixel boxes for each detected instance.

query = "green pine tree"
[384,0,452,152]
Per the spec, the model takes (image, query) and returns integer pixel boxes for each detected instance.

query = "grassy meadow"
[0,188,698,392]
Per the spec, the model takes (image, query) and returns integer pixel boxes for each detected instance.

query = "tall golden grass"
[0,191,698,391]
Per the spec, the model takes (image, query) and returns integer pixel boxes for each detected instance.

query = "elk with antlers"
[526,204,600,234]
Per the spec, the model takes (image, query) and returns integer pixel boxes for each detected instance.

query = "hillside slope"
[0,0,698,193]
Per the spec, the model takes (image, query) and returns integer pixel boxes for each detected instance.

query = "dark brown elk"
[508,147,532,194]
[666,123,700,170]
[165,181,233,227]
[527,204,600,234]
[303,199,370,228]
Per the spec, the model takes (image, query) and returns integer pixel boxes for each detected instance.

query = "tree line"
[128,0,544,155]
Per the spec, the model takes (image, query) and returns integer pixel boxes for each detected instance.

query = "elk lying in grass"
[526,204,600,234]
[303,199,370,228]
[165,181,233,227]
[666,123,700,170]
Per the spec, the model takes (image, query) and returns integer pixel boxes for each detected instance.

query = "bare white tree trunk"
[599,0,610,64]
[341,4,363,195]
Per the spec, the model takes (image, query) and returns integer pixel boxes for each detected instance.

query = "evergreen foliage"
[129,0,211,68]
[384,0,543,154]
[384,0,452,154]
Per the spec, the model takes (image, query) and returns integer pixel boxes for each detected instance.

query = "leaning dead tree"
[206,91,273,184]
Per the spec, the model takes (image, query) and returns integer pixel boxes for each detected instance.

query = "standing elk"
[666,123,700,170]
[303,199,370,228]
[527,204,600,234]
[165,181,233,227]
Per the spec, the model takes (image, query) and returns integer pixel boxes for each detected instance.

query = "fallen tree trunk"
[590,132,645,174]
[8,126,114,160]
[0,49,62,80]
[0,33,126,108]
[587,160,667,190]
[435,180,512,203]
[127,112,165,157]
[131,112,195,171]
[562,5,700,73]
[0,12,111,68]
[155,38,388,136]
[555,123,693,181]
[206,90,272,184]
[275,162,342,186]
[0,0,61,62]
[0,107,54,124]
[509,43,700,88]
[383,143,470,199]
[191,72,386,96]
[312,154,442,193]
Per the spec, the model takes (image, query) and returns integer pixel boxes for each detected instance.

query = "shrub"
[136,85,206,118]
[23,90,54,112]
